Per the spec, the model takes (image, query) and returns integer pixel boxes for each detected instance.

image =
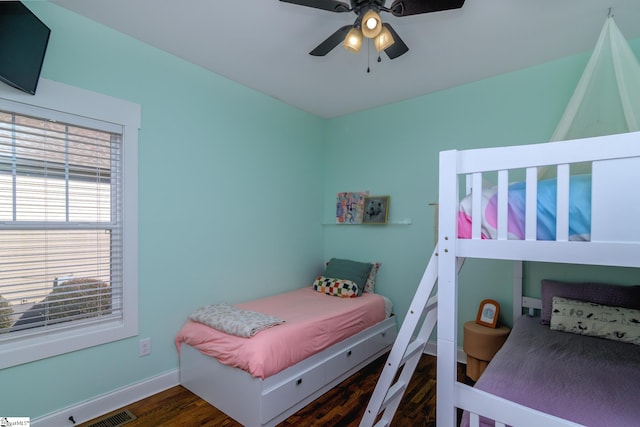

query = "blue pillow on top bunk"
[541,279,640,325]
[323,258,373,295]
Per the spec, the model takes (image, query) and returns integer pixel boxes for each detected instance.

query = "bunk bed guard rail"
[436,131,640,427]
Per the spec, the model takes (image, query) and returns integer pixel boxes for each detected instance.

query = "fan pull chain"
[367,39,371,73]
[365,39,383,73]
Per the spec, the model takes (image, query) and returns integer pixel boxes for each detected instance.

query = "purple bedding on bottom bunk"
[461,315,640,427]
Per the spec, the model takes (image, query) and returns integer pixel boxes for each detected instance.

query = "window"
[0,79,140,368]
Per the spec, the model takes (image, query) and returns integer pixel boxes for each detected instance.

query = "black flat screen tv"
[0,1,51,95]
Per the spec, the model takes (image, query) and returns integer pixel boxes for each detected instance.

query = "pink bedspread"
[175,287,386,379]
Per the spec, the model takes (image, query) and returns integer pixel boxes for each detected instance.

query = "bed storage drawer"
[259,318,396,425]
[326,321,396,382]
[365,321,396,349]
[261,363,326,423]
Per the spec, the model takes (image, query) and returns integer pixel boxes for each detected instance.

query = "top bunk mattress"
[175,287,387,379]
[462,315,640,427]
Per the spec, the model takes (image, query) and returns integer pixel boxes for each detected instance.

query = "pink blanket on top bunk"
[457,175,592,240]
[175,287,386,379]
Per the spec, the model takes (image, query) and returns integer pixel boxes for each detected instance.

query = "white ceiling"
[51,0,640,118]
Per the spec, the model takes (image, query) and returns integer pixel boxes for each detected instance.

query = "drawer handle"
[296,378,302,386]
[347,350,352,357]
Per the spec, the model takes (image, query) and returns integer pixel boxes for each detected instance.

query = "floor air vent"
[85,409,137,427]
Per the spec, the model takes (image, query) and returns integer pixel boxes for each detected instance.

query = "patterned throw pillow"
[364,262,380,293]
[550,297,640,345]
[313,276,359,298]
[540,279,640,325]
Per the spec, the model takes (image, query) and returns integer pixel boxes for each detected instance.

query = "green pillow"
[323,258,373,295]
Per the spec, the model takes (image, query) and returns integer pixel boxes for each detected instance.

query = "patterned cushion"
[540,279,640,325]
[313,276,359,298]
[550,297,640,345]
[363,262,380,293]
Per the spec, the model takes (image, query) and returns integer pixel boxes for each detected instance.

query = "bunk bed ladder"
[360,247,461,427]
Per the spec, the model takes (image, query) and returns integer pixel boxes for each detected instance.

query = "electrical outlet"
[139,337,151,356]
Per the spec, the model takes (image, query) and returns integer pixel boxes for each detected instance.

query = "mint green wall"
[324,39,640,341]
[3,2,639,421]
[323,58,580,333]
[1,3,325,419]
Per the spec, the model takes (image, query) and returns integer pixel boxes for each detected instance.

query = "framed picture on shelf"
[336,191,368,224]
[362,196,389,224]
[476,299,500,328]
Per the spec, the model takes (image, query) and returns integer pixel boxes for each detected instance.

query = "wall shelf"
[322,219,412,226]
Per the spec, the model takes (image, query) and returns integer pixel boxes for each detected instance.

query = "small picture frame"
[362,196,389,224]
[476,299,500,328]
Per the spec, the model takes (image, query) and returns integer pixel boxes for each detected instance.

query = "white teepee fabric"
[551,16,640,142]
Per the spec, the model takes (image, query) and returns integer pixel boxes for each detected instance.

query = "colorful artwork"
[336,192,368,224]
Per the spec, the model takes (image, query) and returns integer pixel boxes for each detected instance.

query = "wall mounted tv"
[0,1,51,95]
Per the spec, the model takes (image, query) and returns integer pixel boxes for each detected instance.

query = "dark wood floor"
[79,353,470,427]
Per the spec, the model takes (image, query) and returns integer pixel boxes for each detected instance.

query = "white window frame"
[0,79,140,368]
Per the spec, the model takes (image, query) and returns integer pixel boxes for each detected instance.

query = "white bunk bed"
[437,130,640,426]
[360,130,640,427]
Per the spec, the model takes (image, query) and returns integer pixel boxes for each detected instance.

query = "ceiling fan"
[280,0,465,59]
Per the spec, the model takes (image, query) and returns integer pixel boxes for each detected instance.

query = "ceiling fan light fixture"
[374,25,395,52]
[361,9,382,39]
[342,27,363,53]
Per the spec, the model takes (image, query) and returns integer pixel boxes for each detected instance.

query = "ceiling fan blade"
[279,0,351,13]
[383,23,409,59]
[309,25,352,56]
[389,0,465,17]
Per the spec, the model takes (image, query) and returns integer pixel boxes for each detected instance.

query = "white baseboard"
[424,340,467,364]
[32,343,464,426]
[32,369,179,427]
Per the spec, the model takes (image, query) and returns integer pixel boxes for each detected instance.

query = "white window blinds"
[0,108,124,337]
